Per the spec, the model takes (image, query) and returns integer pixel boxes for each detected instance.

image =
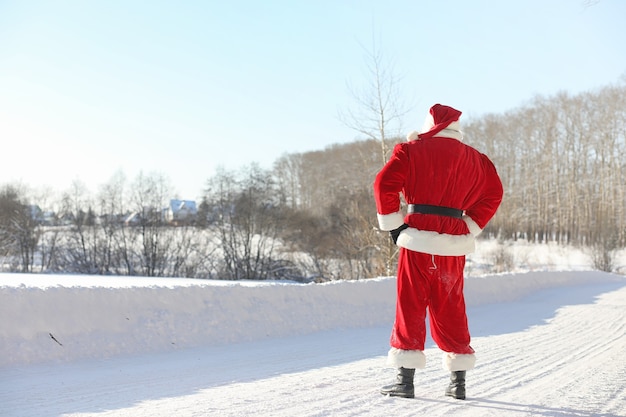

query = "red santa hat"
[407,104,463,141]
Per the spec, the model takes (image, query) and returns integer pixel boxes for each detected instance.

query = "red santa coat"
[374,129,503,371]
[374,135,503,255]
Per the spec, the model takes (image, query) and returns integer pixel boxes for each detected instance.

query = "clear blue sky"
[1,0,624,201]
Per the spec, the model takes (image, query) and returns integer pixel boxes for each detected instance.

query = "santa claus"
[374,103,503,400]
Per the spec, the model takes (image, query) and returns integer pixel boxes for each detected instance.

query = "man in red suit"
[375,104,503,400]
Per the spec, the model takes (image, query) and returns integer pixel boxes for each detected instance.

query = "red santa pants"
[390,248,474,355]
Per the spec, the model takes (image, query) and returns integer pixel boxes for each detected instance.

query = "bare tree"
[204,164,288,280]
[0,185,40,272]
[30,186,61,272]
[337,37,411,276]
[273,153,303,210]
[96,170,130,274]
[56,180,100,274]
[338,36,408,164]
[129,172,173,277]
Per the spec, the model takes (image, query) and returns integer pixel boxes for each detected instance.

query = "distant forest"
[1,82,624,280]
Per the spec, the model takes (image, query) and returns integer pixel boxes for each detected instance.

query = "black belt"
[407,204,463,218]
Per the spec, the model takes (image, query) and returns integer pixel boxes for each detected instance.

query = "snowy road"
[2,280,625,417]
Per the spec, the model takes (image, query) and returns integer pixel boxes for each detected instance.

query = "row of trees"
[467,84,626,249]
[0,164,383,280]
[1,81,624,279]
[0,174,216,277]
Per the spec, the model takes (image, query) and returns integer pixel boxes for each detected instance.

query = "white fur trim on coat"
[396,227,476,256]
[387,348,426,369]
[436,127,463,141]
[442,352,476,371]
[393,215,483,256]
[407,124,463,142]
[377,211,404,231]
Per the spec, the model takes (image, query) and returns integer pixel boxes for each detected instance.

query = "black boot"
[381,367,415,398]
[445,371,466,400]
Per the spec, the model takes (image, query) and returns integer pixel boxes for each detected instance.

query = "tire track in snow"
[466,284,626,416]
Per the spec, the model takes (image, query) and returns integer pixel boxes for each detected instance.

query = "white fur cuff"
[387,348,426,369]
[463,215,482,236]
[377,211,404,231]
[442,352,476,371]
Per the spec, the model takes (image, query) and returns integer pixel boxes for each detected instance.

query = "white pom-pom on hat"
[406,131,420,141]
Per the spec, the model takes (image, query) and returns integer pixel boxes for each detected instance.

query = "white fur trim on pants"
[442,352,476,371]
[387,348,426,369]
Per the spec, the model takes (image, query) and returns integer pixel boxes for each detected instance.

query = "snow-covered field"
[1,241,625,417]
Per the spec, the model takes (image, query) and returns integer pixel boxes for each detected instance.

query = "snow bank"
[1,271,624,368]
[0,274,396,367]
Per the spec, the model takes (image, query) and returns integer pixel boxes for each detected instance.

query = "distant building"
[27,205,43,222]
[26,205,56,225]
[165,199,198,224]
[124,212,142,226]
